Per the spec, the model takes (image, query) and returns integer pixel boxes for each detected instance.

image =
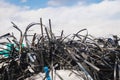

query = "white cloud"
[0,0,120,39]
[20,0,27,3]
[47,0,80,6]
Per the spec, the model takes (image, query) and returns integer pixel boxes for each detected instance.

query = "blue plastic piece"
[108,38,115,46]
[0,43,14,58]
[44,66,51,80]
[0,43,25,58]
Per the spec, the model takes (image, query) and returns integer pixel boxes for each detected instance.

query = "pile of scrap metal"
[0,18,120,80]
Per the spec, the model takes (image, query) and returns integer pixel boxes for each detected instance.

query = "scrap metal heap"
[0,18,120,80]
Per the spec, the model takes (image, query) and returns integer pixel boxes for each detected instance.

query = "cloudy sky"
[0,0,120,38]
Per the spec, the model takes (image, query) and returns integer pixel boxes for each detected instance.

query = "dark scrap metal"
[0,18,120,80]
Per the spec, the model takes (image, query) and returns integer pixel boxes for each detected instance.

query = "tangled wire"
[0,18,120,80]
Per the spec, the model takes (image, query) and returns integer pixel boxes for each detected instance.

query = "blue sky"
[5,0,48,9]
[0,0,120,37]
[4,0,103,9]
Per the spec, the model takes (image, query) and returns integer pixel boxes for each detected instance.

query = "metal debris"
[0,18,120,80]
